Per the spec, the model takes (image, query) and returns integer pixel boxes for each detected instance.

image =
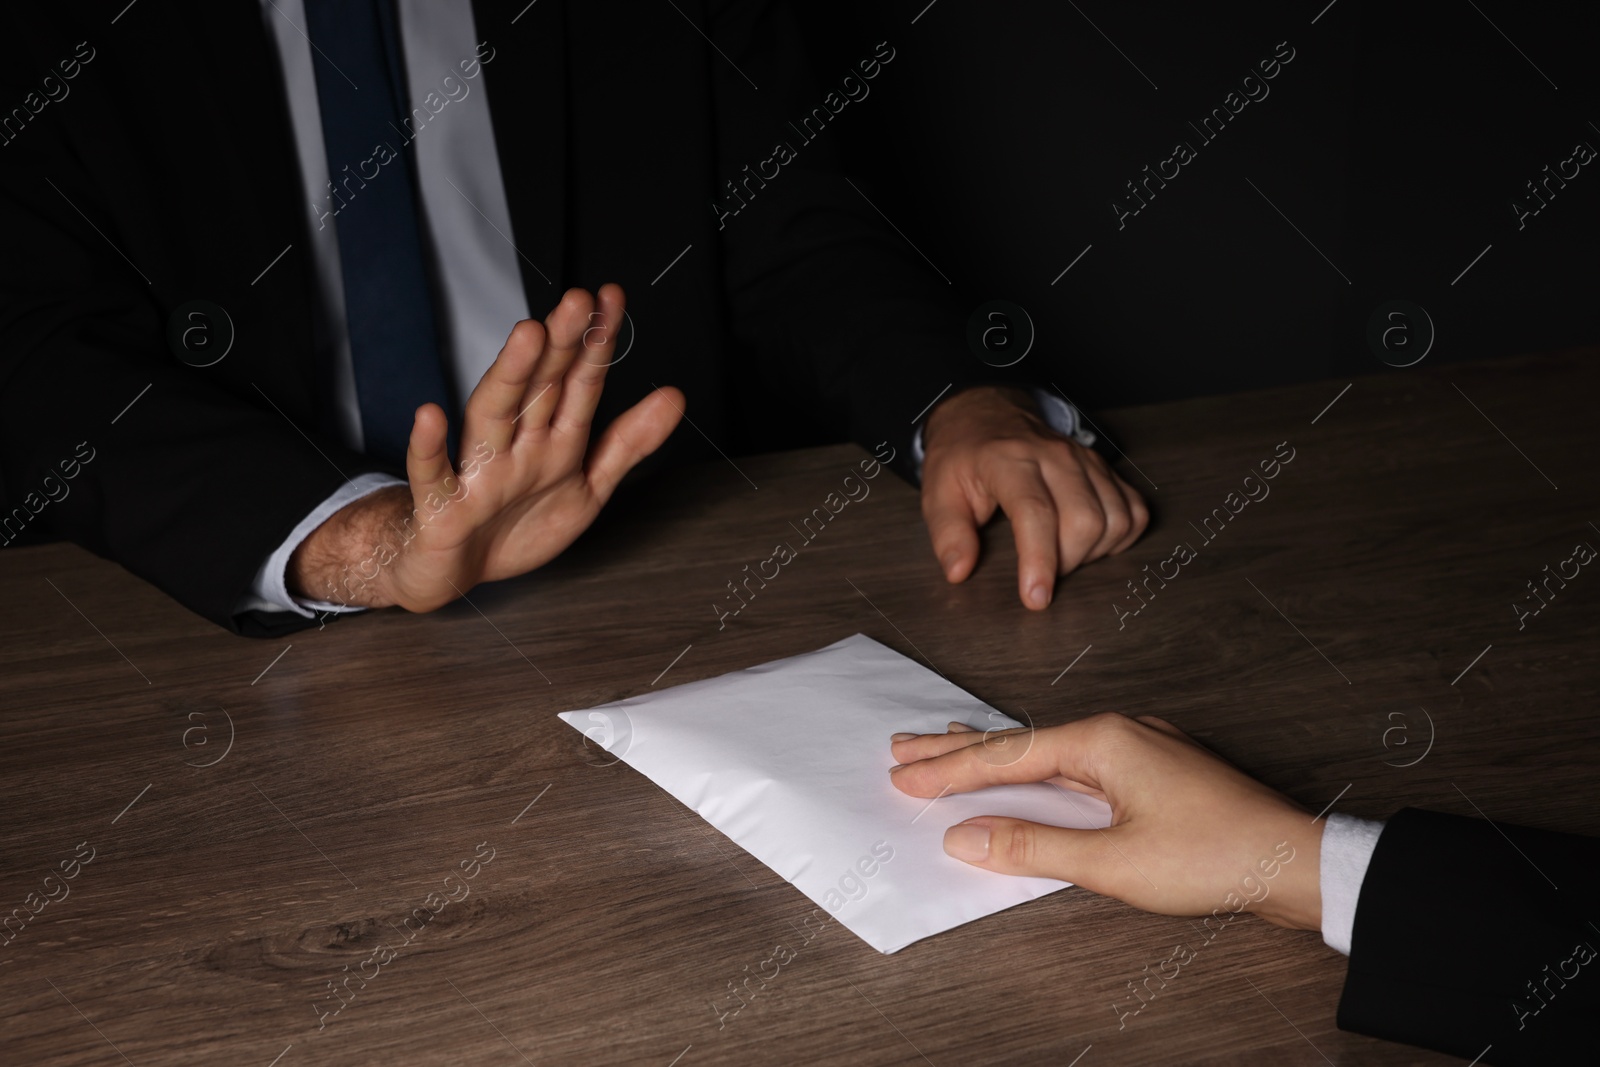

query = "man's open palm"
[290,284,683,611]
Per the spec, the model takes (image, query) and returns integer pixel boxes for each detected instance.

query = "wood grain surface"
[3,350,1597,1066]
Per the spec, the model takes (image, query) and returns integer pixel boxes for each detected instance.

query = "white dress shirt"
[1320,813,1385,955]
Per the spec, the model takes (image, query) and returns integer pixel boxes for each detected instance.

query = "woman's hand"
[889,713,1323,930]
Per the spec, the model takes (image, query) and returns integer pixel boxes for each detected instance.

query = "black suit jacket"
[0,0,986,634]
[1340,808,1598,1064]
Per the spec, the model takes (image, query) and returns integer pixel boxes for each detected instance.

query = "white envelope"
[558,633,1112,953]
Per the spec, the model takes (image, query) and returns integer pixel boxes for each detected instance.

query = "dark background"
[785,0,1597,411]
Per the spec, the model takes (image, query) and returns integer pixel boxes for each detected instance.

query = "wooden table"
[4,350,1597,1066]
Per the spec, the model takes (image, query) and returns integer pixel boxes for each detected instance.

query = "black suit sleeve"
[0,9,389,636]
[704,0,1007,483]
[1338,807,1599,1065]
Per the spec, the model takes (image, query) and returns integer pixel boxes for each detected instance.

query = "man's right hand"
[288,283,683,612]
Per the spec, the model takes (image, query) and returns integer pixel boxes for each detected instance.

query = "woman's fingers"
[890,718,1113,799]
[942,816,1133,898]
[890,725,1031,763]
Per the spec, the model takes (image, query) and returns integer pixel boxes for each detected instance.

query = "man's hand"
[288,284,683,612]
[920,386,1148,610]
[888,714,1323,931]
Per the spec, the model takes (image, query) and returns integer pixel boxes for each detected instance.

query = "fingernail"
[944,823,991,862]
[942,552,961,577]
[887,763,904,773]
[891,732,917,743]
[1028,582,1050,609]
[948,721,975,733]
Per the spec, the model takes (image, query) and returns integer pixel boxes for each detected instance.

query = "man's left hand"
[920,386,1149,610]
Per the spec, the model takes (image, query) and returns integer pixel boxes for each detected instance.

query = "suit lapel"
[470,0,568,303]
[167,0,324,416]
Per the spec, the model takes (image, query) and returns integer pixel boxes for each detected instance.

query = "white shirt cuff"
[1319,812,1385,956]
[909,387,1096,479]
[235,472,406,619]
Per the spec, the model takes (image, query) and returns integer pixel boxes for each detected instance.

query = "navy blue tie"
[305,0,453,464]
